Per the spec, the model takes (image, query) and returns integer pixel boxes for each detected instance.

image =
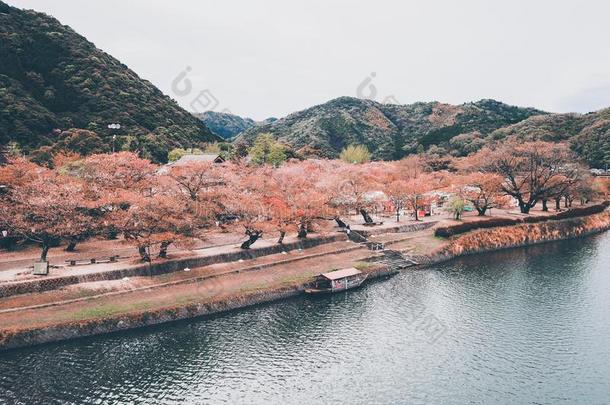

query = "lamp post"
[107,123,121,153]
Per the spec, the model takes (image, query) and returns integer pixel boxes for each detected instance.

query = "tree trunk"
[555,197,561,211]
[564,196,569,208]
[297,223,308,239]
[40,244,50,262]
[138,246,151,262]
[414,208,419,221]
[360,208,373,224]
[277,230,286,244]
[542,199,548,212]
[306,221,314,232]
[334,217,347,228]
[158,241,171,258]
[396,209,400,222]
[241,229,262,249]
[476,206,487,216]
[65,240,77,252]
[518,201,530,214]
[106,226,119,240]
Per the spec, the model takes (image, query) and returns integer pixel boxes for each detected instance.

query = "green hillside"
[488,109,610,168]
[236,97,546,160]
[0,1,221,163]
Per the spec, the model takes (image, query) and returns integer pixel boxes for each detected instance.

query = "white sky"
[7,0,610,120]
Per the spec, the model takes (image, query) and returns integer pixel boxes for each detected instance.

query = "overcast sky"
[8,0,610,120]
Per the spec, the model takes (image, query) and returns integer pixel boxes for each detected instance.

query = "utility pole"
[107,123,121,153]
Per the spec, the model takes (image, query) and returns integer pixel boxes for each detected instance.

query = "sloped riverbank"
[424,210,610,263]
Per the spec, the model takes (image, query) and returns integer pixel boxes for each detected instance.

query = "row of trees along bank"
[0,141,606,265]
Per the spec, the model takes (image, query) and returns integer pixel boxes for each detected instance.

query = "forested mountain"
[194,111,256,139]
[235,97,546,160]
[0,1,221,163]
[488,109,610,168]
[235,96,609,167]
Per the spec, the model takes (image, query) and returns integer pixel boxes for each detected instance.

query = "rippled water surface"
[1,233,610,404]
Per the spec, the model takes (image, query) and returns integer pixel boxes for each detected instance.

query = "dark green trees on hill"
[235,97,545,161]
[195,111,256,139]
[0,1,220,162]
[235,96,609,167]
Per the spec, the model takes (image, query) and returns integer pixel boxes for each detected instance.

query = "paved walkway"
[0,232,250,272]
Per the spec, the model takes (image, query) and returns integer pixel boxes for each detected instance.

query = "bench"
[367,242,385,251]
[65,255,120,266]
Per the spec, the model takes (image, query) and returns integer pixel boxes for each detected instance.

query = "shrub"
[340,144,371,164]
[435,218,518,237]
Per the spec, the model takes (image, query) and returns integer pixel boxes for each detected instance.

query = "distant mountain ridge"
[194,111,279,140]
[194,111,256,139]
[233,96,609,167]
[235,97,546,160]
[0,1,221,162]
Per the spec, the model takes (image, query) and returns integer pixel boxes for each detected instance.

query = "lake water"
[1,232,609,404]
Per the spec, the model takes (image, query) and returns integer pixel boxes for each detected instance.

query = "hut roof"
[172,154,225,165]
[320,267,362,280]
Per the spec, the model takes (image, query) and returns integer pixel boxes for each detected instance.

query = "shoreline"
[0,264,397,351]
[1,209,609,351]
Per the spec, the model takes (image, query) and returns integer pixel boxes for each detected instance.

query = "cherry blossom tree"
[167,160,235,238]
[402,175,436,221]
[387,157,438,221]
[333,162,385,224]
[454,172,508,216]
[78,152,195,261]
[383,178,410,222]
[279,161,330,238]
[230,164,269,249]
[468,142,579,214]
[110,188,194,261]
[0,159,95,262]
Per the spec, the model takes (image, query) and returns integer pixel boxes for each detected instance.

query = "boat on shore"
[305,267,368,294]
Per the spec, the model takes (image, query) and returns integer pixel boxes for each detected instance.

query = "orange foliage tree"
[0,159,96,261]
[454,172,508,216]
[79,152,194,261]
[468,142,580,214]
